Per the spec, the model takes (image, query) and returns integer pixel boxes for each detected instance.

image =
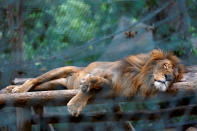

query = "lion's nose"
[165,74,173,82]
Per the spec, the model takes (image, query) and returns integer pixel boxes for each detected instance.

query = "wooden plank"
[0,87,197,108]
[12,78,32,85]
[33,106,54,131]
[0,89,196,108]
[0,90,78,108]
[16,107,31,131]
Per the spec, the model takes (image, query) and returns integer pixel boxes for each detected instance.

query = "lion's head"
[142,50,184,92]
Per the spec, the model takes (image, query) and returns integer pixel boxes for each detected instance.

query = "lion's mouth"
[154,80,169,91]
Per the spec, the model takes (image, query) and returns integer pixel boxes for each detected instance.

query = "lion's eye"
[163,64,168,69]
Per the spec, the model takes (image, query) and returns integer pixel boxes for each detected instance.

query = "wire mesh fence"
[0,0,197,131]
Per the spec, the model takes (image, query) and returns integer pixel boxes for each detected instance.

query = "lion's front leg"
[67,91,92,117]
[67,74,112,116]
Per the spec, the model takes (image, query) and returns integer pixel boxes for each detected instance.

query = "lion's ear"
[151,49,165,60]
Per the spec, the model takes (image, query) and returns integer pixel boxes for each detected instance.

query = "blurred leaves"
[20,0,150,60]
[0,0,197,65]
[54,0,97,43]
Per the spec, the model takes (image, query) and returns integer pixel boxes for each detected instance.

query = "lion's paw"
[80,82,89,93]
[67,102,83,117]
[8,85,21,93]
[0,85,24,93]
[0,85,16,93]
[80,73,99,93]
[6,86,16,93]
[11,86,23,93]
[5,85,26,93]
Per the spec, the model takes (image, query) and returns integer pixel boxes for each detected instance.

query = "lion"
[3,49,184,116]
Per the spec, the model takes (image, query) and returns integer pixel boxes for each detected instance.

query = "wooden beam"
[0,88,196,108]
[11,78,33,85]
[0,90,78,108]
[33,106,55,131]
[31,104,197,123]
[16,107,32,131]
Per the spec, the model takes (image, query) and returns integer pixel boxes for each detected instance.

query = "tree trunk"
[7,0,24,64]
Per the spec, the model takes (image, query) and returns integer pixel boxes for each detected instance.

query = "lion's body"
[67,61,136,95]
[3,50,184,116]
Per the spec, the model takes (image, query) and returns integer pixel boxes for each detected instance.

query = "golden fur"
[3,49,184,116]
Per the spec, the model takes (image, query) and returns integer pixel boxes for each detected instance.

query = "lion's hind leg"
[4,66,81,93]
[0,85,18,93]
[67,74,112,116]
[32,78,68,91]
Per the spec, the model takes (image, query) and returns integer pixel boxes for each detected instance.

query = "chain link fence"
[0,0,197,130]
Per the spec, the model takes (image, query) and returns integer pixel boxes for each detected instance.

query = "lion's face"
[149,50,184,92]
[152,59,175,91]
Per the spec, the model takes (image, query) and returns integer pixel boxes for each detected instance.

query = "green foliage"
[54,0,97,43]
[1,0,197,61]
[23,0,120,59]
[192,48,197,55]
